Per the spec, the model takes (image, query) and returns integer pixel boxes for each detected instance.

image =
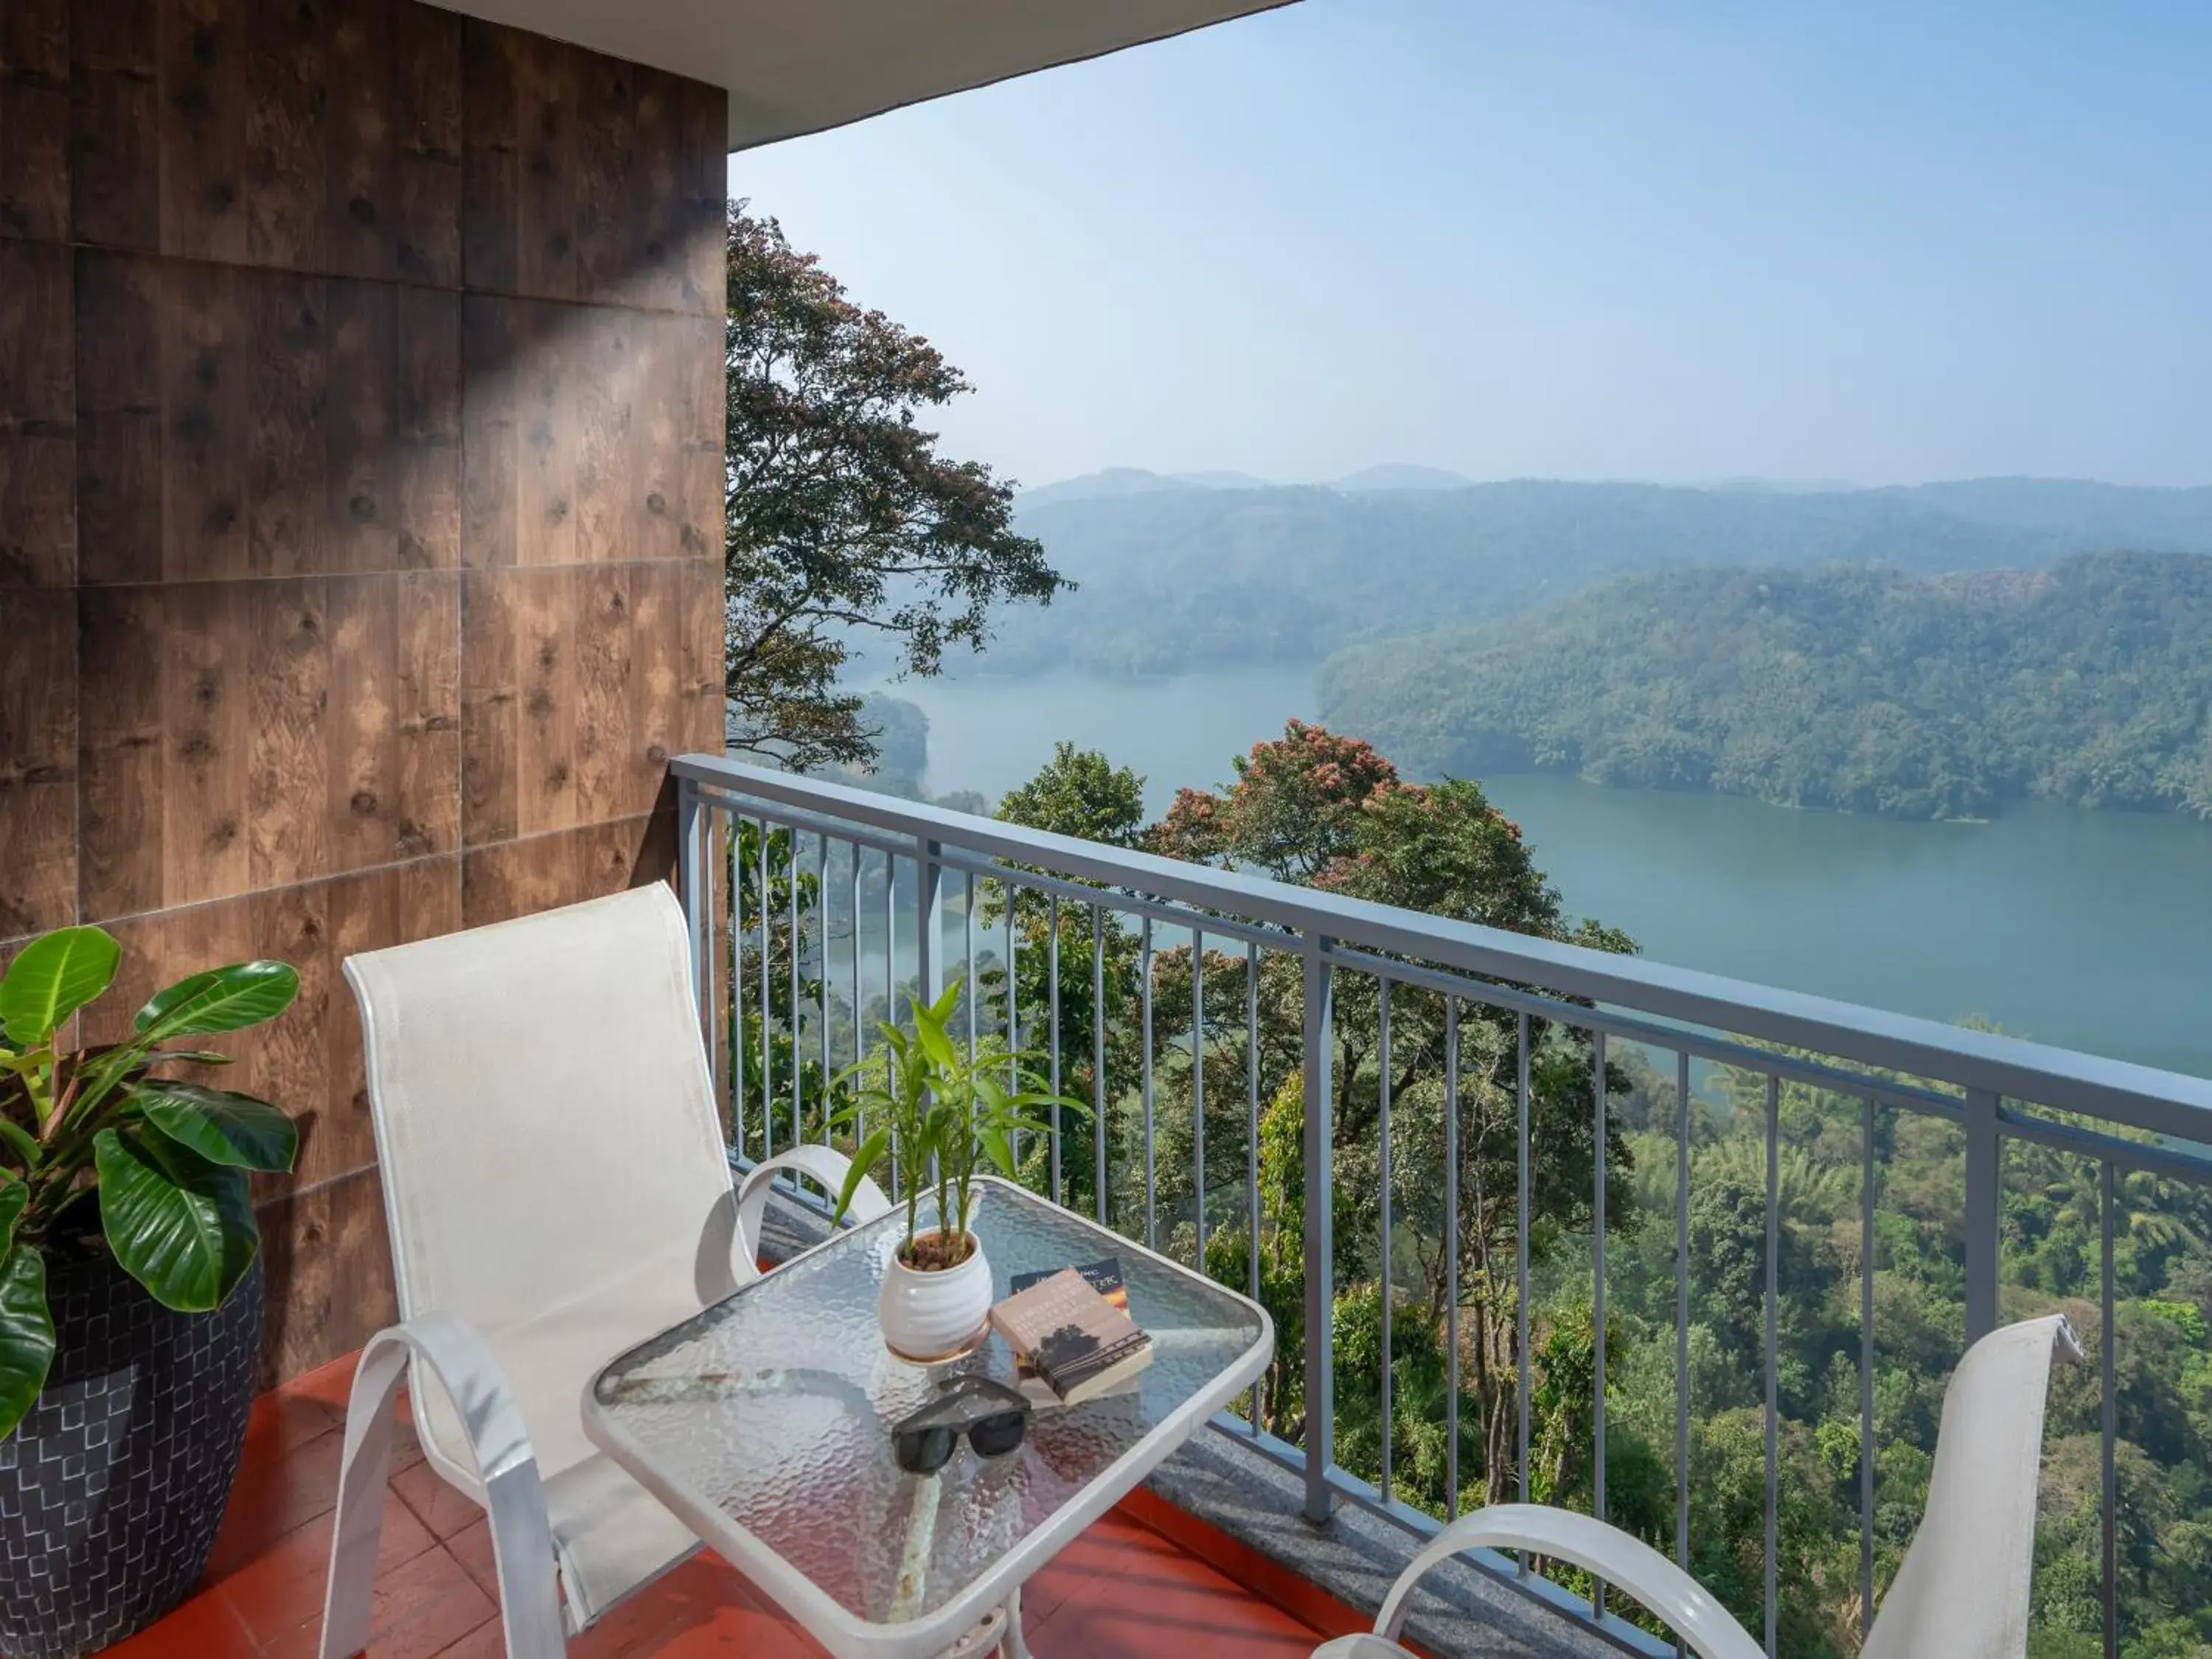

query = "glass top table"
[580,1177,1273,1659]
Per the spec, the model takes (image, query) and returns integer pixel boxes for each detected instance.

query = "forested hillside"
[1320,552,2212,821]
[994,479,2212,675]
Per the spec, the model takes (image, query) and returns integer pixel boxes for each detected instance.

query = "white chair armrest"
[320,1313,566,1659]
[737,1144,891,1266]
[1372,1505,1764,1659]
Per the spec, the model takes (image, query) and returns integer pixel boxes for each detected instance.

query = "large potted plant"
[831,981,1081,1360]
[0,925,300,1658]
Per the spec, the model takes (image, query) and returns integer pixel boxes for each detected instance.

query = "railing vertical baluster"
[1192,928,1206,1262]
[676,779,706,1024]
[1593,1029,1608,1623]
[1247,939,1262,1435]
[1860,1093,1876,1641]
[739,814,757,1159]
[884,851,897,1195]
[818,833,831,1138]
[916,841,942,1004]
[1092,905,1107,1227]
[1378,978,1393,1506]
[851,844,864,1150]
[1444,998,1461,1521]
[1764,1071,1780,1659]
[1301,938,1336,1523]
[917,842,944,1194]
[1963,1085,2001,1343]
[759,819,773,1158]
[1048,894,1062,1206]
[2101,1160,2118,1659]
[1517,1012,1532,1548]
[1006,877,1019,1172]
[1677,1049,1691,1638]
[964,871,978,1065]
[1141,917,1156,1252]
[789,826,802,1147]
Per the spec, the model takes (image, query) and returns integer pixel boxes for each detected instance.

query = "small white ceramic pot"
[878,1234,994,1362]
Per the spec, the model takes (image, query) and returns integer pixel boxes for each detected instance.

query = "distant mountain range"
[1015,462,1475,509]
[991,476,2212,675]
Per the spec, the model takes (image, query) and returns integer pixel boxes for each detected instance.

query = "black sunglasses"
[891,1376,1032,1475]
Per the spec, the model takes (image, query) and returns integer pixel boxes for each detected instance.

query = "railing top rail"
[674,754,2212,1140]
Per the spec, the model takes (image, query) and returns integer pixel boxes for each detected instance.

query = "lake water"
[879,667,2212,1081]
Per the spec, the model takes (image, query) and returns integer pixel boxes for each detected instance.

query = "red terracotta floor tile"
[260,1540,499,1659]
[392,1451,490,1542]
[439,1515,502,1604]
[428,1621,514,1659]
[207,1422,349,1581]
[218,1486,442,1646]
[286,1349,371,1416]
[574,1594,827,1659]
[248,1383,348,1454]
[1032,1514,1321,1658]
[98,1585,262,1659]
[1034,1590,1320,1659]
[566,1550,800,1659]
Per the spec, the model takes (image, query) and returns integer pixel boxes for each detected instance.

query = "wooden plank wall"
[0,0,728,1383]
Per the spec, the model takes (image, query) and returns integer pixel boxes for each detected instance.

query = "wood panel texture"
[460,295,721,568]
[74,253,463,586]
[0,0,71,243]
[0,237,75,586]
[0,0,727,1382]
[460,17,724,316]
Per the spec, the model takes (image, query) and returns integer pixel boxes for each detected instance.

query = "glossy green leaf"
[832,1127,891,1223]
[137,1084,299,1172]
[0,1184,24,1259]
[0,928,119,1047]
[94,1127,259,1312]
[0,1121,38,1172]
[0,1248,55,1442]
[923,981,964,1027]
[133,961,299,1040]
[911,1009,957,1072]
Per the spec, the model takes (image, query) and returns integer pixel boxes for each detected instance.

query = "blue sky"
[728,0,2211,491]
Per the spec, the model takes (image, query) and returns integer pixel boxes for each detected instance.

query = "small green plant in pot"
[0,925,300,1658]
[830,980,1083,1358]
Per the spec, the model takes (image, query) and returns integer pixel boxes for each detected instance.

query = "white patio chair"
[317,883,888,1659]
[1315,1312,2081,1659]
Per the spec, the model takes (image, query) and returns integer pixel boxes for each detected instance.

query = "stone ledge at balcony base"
[1141,1430,1637,1659]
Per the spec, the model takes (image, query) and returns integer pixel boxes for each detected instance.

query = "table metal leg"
[999,1587,1034,1659]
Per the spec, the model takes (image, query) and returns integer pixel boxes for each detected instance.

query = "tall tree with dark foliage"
[721,201,1068,771]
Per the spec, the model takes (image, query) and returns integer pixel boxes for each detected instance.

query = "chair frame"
[1314,1313,2082,1659]
[317,888,886,1659]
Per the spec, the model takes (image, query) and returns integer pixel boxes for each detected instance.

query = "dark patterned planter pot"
[0,1251,263,1659]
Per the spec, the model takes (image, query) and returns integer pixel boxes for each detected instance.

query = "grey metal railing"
[672,754,2212,1659]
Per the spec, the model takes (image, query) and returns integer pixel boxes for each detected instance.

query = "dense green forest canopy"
[1319,552,2212,821]
[995,478,2212,675]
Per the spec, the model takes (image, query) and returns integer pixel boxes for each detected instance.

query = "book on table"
[990,1258,1153,1407]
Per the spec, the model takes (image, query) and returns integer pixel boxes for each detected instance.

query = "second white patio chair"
[1316,1312,2080,1659]
[318,883,888,1659]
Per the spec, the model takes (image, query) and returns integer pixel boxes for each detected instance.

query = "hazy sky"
[728,0,2211,492]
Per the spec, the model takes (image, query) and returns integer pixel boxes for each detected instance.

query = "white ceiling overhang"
[439,0,1298,150]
